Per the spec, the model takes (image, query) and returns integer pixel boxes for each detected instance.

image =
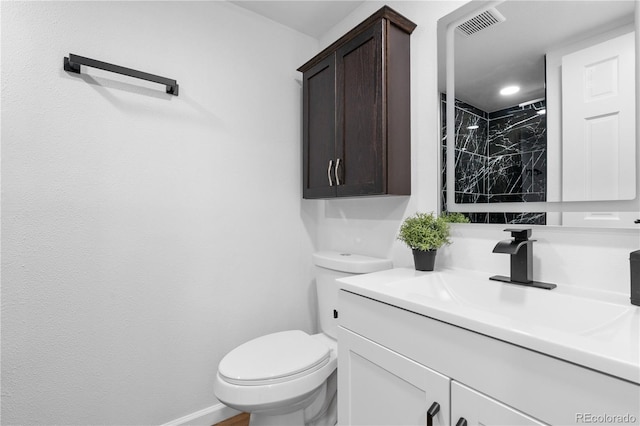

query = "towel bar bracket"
[64,54,179,96]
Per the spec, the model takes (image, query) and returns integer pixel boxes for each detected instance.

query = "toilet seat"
[218,330,331,386]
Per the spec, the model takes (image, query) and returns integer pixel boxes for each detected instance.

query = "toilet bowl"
[214,251,392,426]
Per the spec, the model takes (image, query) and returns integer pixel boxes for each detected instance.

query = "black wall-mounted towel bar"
[64,54,179,96]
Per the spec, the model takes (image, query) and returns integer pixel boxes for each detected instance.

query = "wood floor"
[214,412,250,426]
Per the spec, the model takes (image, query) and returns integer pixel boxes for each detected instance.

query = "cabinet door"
[338,327,450,426]
[335,22,385,197]
[451,382,548,426]
[302,55,336,199]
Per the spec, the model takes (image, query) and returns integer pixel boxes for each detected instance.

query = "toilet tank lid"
[313,251,393,274]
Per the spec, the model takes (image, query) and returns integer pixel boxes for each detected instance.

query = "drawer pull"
[427,402,440,426]
[455,418,468,426]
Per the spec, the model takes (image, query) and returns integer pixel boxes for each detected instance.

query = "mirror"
[438,0,640,227]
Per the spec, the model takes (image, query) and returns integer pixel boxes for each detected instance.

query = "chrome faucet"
[490,228,556,290]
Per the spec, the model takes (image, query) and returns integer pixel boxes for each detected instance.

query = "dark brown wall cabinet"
[298,6,416,199]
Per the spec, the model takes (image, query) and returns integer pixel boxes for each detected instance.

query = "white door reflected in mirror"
[561,31,635,203]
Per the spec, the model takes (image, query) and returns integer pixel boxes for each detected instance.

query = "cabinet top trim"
[297,5,417,73]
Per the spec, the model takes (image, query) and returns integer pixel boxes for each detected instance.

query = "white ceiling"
[232,1,636,113]
[230,1,365,38]
[451,1,635,112]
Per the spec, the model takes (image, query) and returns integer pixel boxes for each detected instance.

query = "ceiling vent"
[457,8,506,36]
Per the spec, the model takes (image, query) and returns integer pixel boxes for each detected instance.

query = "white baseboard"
[161,403,242,426]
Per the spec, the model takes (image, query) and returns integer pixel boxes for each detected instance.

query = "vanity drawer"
[339,289,640,425]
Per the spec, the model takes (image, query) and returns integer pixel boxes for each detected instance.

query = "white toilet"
[214,251,392,426]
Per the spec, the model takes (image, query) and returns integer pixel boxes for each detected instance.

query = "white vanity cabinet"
[339,327,544,426]
[339,327,450,426]
[337,289,640,426]
[451,382,545,426]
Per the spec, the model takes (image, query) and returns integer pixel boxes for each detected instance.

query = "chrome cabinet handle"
[335,158,341,186]
[427,402,440,426]
[327,160,333,186]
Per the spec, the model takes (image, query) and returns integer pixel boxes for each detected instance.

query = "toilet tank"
[313,251,393,339]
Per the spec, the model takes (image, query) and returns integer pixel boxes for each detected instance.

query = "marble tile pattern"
[488,103,547,155]
[489,212,547,225]
[441,96,546,225]
[487,102,547,201]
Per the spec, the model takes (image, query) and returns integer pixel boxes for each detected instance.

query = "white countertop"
[338,267,640,384]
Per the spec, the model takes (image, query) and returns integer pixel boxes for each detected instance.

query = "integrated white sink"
[338,267,640,384]
[381,270,632,336]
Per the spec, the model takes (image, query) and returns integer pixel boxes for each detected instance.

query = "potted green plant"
[397,212,468,271]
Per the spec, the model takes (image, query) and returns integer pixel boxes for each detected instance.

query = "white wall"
[3,1,640,425]
[311,0,640,296]
[1,1,319,424]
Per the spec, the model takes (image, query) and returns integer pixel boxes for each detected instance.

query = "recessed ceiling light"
[500,86,520,96]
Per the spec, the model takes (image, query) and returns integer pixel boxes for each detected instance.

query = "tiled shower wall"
[441,96,547,224]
